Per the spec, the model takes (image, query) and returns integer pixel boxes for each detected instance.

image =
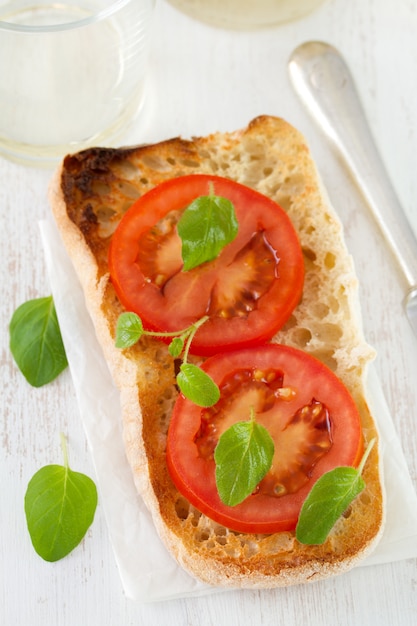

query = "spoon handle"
[288,41,417,293]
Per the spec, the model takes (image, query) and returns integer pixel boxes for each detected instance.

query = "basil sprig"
[115,312,220,407]
[25,434,98,562]
[177,184,238,271]
[9,296,68,387]
[214,408,274,506]
[296,439,375,545]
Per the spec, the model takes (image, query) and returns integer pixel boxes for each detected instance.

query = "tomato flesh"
[167,345,363,534]
[108,174,304,356]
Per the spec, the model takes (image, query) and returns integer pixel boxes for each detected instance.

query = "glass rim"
[0,0,132,33]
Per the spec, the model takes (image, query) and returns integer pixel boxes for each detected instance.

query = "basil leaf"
[177,192,238,271]
[169,336,184,358]
[296,466,365,545]
[25,459,98,562]
[9,296,68,387]
[177,363,220,407]
[214,418,274,506]
[115,312,144,348]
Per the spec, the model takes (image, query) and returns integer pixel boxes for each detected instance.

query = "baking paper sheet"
[40,217,417,603]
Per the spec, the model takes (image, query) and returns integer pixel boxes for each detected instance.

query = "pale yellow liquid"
[167,0,326,28]
[0,2,153,165]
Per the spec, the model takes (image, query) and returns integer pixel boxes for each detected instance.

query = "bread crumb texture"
[52,116,384,588]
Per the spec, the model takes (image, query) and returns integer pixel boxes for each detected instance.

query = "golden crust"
[49,115,384,588]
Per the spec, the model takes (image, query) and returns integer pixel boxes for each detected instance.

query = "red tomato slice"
[108,174,304,356]
[166,344,363,534]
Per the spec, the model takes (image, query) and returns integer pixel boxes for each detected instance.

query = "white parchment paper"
[40,217,417,603]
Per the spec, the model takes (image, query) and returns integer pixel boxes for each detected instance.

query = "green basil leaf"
[115,312,144,348]
[214,418,274,506]
[9,296,68,387]
[25,462,98,562]
[177,363,220,407]
[169,336,184,358]
[296,466,365,545]
[177,192,238,271]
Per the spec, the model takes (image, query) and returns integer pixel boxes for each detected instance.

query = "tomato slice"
[108,174,304,356]
[166,344,363,534]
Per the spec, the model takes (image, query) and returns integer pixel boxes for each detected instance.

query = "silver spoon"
[288,41,417,336]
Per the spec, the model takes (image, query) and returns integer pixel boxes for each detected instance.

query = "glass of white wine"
[166,0,327,29]
[0,0,155,166]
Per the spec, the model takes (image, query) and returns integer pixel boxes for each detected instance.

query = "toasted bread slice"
[49,115,384,587]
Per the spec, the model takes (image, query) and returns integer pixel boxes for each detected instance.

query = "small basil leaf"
[115,312,144,348]
[214,419,274,506]
[9,296,68,387]
[25,463,98,562]
[296,466,365,545]
[177,192,238,271]
[169,336,184,358]
[177,363,220,407]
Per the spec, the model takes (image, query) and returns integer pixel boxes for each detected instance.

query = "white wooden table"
[2,0,417,623]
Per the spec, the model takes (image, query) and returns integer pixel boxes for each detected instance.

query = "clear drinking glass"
[0,0,155,166]
[166,0,327,29]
